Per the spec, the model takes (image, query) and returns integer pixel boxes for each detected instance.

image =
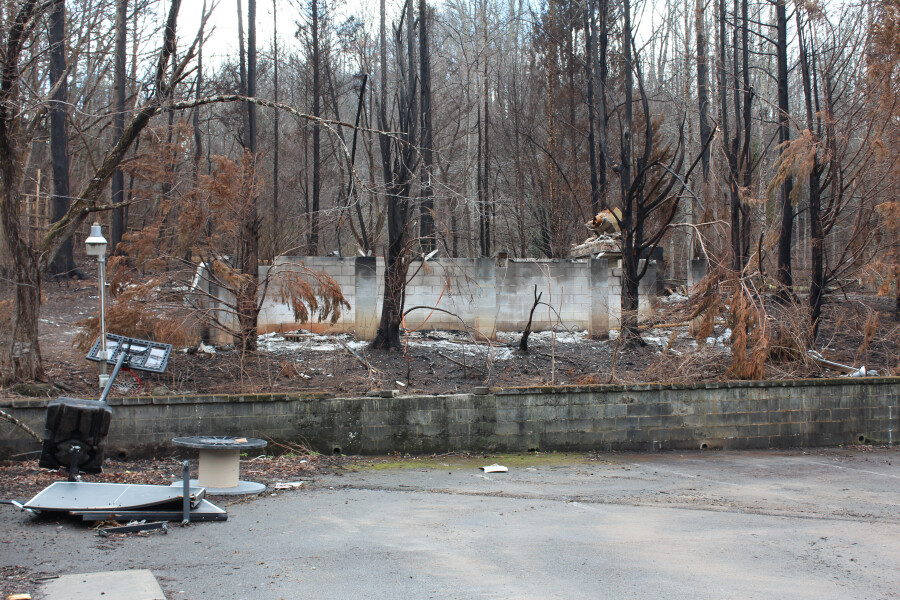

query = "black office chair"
[38,397,112,478]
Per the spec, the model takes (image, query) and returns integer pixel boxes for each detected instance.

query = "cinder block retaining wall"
[2,378,896,458]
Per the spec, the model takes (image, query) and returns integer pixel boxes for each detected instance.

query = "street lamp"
[85,222,108,390]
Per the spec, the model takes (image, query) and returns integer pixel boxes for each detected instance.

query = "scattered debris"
[273,481,304,490]
[569,233,621,259]
[97,520,168,536]
[480,464,508,473]
[570,209,624,258]
[808,350,877,377]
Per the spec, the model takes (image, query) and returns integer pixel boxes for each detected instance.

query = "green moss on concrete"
[353,452,593,471]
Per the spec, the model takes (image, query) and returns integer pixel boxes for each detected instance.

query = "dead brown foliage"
[73,265,199,352]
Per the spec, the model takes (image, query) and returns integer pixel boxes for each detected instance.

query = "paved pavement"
[2,449,899,599]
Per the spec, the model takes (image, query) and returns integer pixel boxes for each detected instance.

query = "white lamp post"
[85,222,109,389]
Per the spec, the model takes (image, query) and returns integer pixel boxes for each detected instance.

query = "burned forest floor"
[2,272,899,402]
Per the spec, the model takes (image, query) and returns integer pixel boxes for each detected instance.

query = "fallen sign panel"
[23,482,205,513]
[86,334,173,374]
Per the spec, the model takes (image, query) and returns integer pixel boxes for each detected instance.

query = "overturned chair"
[39,396,112,480]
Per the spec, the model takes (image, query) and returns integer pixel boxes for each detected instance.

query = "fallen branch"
[335,338,377,383]
[436,351,479,372]
[0,408,40,442]
[403,305,492,345]
[534,352,582,368]
[637,321,690,331]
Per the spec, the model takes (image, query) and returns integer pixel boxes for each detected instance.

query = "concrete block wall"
[496,259,593,332]
[202,256,643,341]
[403,258,482,333]
[2,379,897,458]
[257,258,359,333]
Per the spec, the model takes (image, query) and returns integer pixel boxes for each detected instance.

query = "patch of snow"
[642,335,670,348]
[256,329,586,363]
[706,327,732,346]
[518,330,586,344]
[660,292,689,304]
[258,332,367,356]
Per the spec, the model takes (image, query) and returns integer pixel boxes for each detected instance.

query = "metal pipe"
[99,256,107,387]
[98,342,129,404]
[182,460,191,525]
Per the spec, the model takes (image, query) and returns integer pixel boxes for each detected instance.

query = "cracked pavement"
[2,448,898,599]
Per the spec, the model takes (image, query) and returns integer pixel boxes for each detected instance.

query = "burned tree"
[46,0,79,277]
[371,0,419,350]
[0,0,200,383]
[611,0,710,342]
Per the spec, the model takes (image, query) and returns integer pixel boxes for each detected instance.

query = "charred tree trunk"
[47,0,77,277]
[110,0,127,250]
[309,0,321,256]
[237,0,260,353]
[372,0,418,350]
[596,0,608,211]
[739,0,752,263]
[247,0,257,154]
[192,2,204,181]
[479,76,491,257]
[719,0,748,272]
[236,0,250,141]
[614,0,709,345]
[418,0,434,252]
[775,0,794,292]
[619,0,638,340]
[546,0,559,257]
[271,0,279,248]
[585,0,600,217]
[797,12,824,340]
[695,0,711,182]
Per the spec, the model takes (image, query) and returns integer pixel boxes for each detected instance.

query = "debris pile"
[570,208,622,259]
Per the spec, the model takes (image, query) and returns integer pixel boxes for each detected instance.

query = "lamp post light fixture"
[85,222,109,389]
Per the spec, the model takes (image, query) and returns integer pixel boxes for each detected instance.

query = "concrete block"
[355,257,378,340]
[42,570,165,600]
[688,257,707,288]
[474,257,497,339]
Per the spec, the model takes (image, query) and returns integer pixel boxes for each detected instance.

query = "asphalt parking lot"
[2,448,899,599]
